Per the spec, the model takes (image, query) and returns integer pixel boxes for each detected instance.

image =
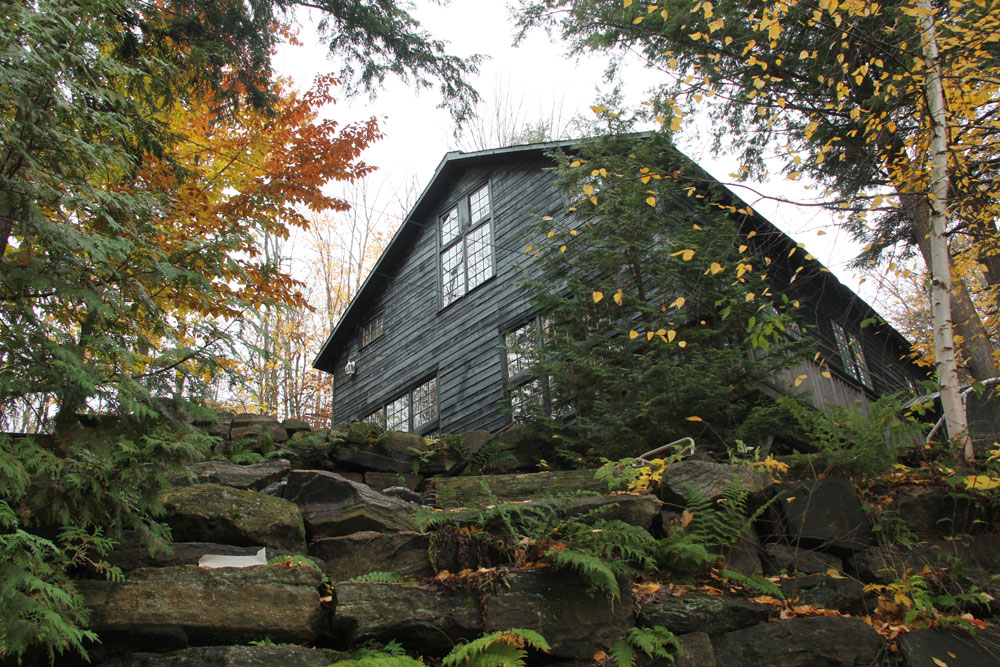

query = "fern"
[352,571,405,583]
[718,569,784,598]
[607,626,681,667]
[685,474,778,560]
[443,629,550,667]
[546,548,622,599]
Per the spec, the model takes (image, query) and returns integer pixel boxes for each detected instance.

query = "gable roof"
[312,136,909,374]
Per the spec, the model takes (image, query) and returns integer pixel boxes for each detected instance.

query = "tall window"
[363,376,439,434]
[441,184,494,307]
[504,317,548,418]
[831,322,872,389]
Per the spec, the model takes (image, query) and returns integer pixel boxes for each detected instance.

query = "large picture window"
[363,376,439,434]
[441,183,494,307]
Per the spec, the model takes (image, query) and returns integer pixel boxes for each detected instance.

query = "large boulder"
[80,565,324,648]
[433,493,662,532]
[308,531,434,582]
[105,540,311,572]
[637,593,775,635]
[658,460,772,506]
[161,484,306,553]
[284,470,418,538]
[166,459,290,491]
[429,469,610,508]
[782,478,874,553]
[485,569,634,661]
[710,616,884,666]
[899,628,1000,666]
[763,544,844,576]
[776,574,871,615]
[94,646,343,666]
[332,581,481,655]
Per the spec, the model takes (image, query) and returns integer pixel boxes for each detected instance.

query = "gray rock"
[309,531,433,582]
[261,480,286,497]
[723,525,763,575]
[777,574,871,615]
[281,417,312,434]
[231,413,279,426]
[459,430,494,455]
[763,544,844,576]
[80,565,323,647]
[105,541,307,571]
[332,581,481,655]
[783,478,874,553]
[711,615,884,666]
[285,470,418,538]
[231,422,288,444]
[637,594,775,635]
[429,469,610,508]
[365,471,424,492]
[486,569,634,661]
[95,646,344,667]
[899,628,1000,666]
[167,459,290,491]
[382,486,423,504]
[436,493,662,532]
[676,632,717,667]
[161,484,306,553]
[658,460,772,506]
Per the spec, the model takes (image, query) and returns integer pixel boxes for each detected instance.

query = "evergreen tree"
[513,131,805,461]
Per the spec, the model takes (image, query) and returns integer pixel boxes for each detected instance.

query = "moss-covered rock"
[161,484,306,553]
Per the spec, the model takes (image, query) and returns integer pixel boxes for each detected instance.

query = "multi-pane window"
[504,317,550,419]
[361,312,384,346]
[363,376,439,433]
[441,184,494,307]
[831,322,873,389]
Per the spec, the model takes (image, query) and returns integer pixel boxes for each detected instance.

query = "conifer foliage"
[514,131,805,460]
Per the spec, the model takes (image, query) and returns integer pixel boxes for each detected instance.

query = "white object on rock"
[198,547,267,569]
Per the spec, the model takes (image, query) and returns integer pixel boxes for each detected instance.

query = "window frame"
[502,315,551,419]
[361,311,384,347]
[362,375,440,435]
[830,321,873,390]
[439,182,496,308]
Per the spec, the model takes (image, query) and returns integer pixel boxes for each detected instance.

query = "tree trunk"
[918,0,973,461]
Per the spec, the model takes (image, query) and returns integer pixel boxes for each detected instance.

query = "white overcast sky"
[273,0,892,310]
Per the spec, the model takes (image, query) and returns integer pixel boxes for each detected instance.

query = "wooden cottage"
[312,138,926,436]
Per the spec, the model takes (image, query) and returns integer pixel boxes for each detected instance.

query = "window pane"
[362,409,385,428]
[848,334,873,389]
[385,394,409,432]
[511,379,542,418]
[362,312,384,346]
[412,377,438,427]
[505,321,538,377]
[469,185,490,224]
[831,322,858,381]
[441,208,460,246]
[441,241,466,306]
[466,222,493,290]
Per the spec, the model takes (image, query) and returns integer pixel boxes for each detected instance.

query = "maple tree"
[516,0,1000,459]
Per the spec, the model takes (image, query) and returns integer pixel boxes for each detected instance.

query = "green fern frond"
[546,547,621,599]
[352,571,403,583]
[443,629,550,667]
[626,626,680,660]
[609,639,637,667]
[718,568,784,598]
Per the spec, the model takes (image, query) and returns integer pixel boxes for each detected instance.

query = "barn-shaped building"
[313,138,927,437]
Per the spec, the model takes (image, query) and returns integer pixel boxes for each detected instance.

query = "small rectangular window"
[831,322,872,389]
[361,313,384,346]
[441,208,460,246]
[469,184,491,223]
[466,223,493,290]
[511,378,543,417]
[412,377,438,428]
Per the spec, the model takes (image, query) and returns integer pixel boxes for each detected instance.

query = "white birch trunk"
[917,0,973,461]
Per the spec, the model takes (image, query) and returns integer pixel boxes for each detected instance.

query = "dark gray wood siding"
[327,150,928,433]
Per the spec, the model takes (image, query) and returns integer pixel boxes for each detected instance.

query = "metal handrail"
[634,437,696,466]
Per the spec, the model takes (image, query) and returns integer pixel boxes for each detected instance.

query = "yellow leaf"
[671,248,696,261]
[583,184,594,195]
[594,651,609,662]
[613,289,623,305]
[686,416,703,422]
[655,328,667,337]
[739,244,748,253]
[794,374,808,387]
[678,340,687,347]
[661,9,669,19]
[705,262,724,275]
[547,230,555,238]
[570,160,582,167]
[689,31,703,40]
[671,297,685,309]
[964,475,1000,490]
[932,659,948,667]
[646,196,657,207]
[623,0,632,6]
[589,196,598,205]
[633,15,644,23]
[559,245,567,253]
[629,330,639,340]
[821,371,832,378]
[667,329,677,342]
[746,292,755,302]
[524,246,533,253]
[592,291,604,303]
[589,105,607,114]
[647,331,655,341]
[570,230,578,236]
